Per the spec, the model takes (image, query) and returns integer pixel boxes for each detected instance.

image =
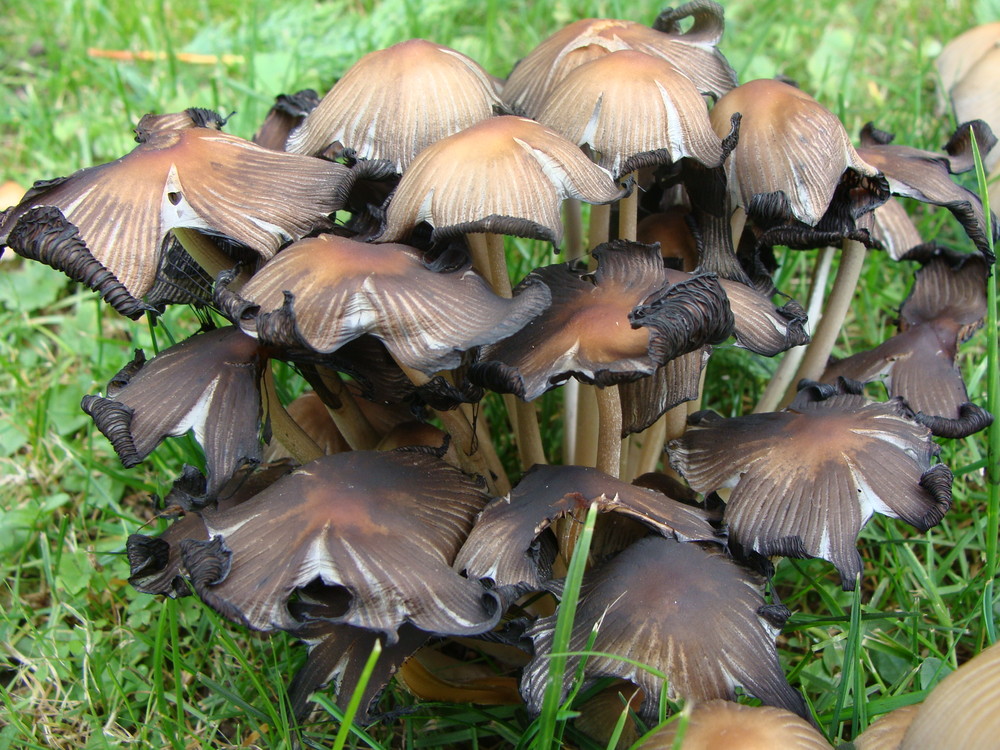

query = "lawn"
[2,0,998,747]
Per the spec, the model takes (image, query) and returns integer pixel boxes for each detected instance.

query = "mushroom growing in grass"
[521,535,810,722]
[823,245,993,438]
[0,122,355,315]
[668,378,954,588]
[180,449,501,638]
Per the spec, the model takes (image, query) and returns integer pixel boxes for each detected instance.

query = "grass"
[2,0,998,747]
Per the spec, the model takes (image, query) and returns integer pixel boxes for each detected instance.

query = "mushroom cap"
[81,326,266,497]
[501,8,736,119]
[710,79,882,227]
[253,89,320,151]
[852,704,920,750]
[0,128,353,301]
[668,379,953,587]
[642,700,832,749]
[216,233,551,376]
[455,463,720,595]
[936,22,1000,96]
[470,240,733,400]
[286,39,503,171]
[536,49,725,177]
[377,115,626,245]
[521,536,809,721]
[180,450,500,638]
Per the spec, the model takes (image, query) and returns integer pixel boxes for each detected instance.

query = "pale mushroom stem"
[563,198,585,260]
[480,232,548,471]
[635,415,669,476]
[262,363,324,464]
[783,238,867,403]
[172,227,252,289]
[755,244,835,413]
[314,366,381,450]
[595,385,623,476]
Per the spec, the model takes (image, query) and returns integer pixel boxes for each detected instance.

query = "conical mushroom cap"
[537,50,726,177]
[521,536,808,721]
[286,39,502,170]
[216,233,551,376]
[710,79,882,227]
[668,379,953,587]
[180,450,499,638]
[502,7,736,118]
[378,115,626,245]
[642,700,831,749]
[0,128,353,300]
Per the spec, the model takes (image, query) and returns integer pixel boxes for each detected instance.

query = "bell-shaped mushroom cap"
[377,115,626,245]
[126,461,295,597]
[948,46,1000,171]
[936,23,1000,96]
[857,121,998,261]
[823,247,992,438]
[286,621,428,722]
[521,536,809,721]
[852,704,921,750]
[215,233,551,376]
[642,700,831,749]
[0,128,354,304]
[667,379,954,588]
[470,241,733,401]
[179,450,500,639]
[286,39,503,171]
[710,79,884,228]
[253,89,320,152]
[898,642,1000,749]
[501,3,737,118]
[81,326,266,497]
[455,463,720,595]
[536,50,726,178]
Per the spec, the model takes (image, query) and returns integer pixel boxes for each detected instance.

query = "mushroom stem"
[635,414,670,476]
[262,363,324,464]
[563,198,585,261]
[466,233,493,285]
[595,385,623,477]
[588,203,612,255]
[784,238,867,402]
[618,174,639,242]
[729,206,747,249]
[314,366,381,450]
[172,227,251,289]
[755,244,835,413]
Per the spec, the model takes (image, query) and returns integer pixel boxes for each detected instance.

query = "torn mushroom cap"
[286,39,503,171]
[179,450,500,639]
[521,536,809,721]
[501,5,737,119]
[857,121,998,261]
[455,463,720,597]
[82,326,266,498]
[469,240,733,401]
[642,700,831,749]
[377,115,626,245]
[709,79,885,228]
[215,233,551,377]
[253,89,320,152]
[536,50,726,178]
[0,127,354,304]
[823,247,992,438]
[667,378,954,588]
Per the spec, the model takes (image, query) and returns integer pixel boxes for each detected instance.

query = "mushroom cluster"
[2,1,996,745]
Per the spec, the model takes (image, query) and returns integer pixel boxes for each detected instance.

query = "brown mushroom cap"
[501,7,736,119]
[81,326,266,497]
[216,233,551,376]
[710,79,883,228]
[0,128,354,302]
[377,115,626,245]
[286,39,503,171]
[537,49,726,178]
[180,450,500,639]
[668,379,954,587]
[253,89,320,152]
[470,240,733,400]
[455,463,720,595]
[642,700,832,749]
[521,536,809,721]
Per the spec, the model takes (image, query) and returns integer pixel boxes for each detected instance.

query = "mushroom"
[668,378,954,588]
[521,535,809,721]
[179,450,501,639]
[253,89,320,151]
